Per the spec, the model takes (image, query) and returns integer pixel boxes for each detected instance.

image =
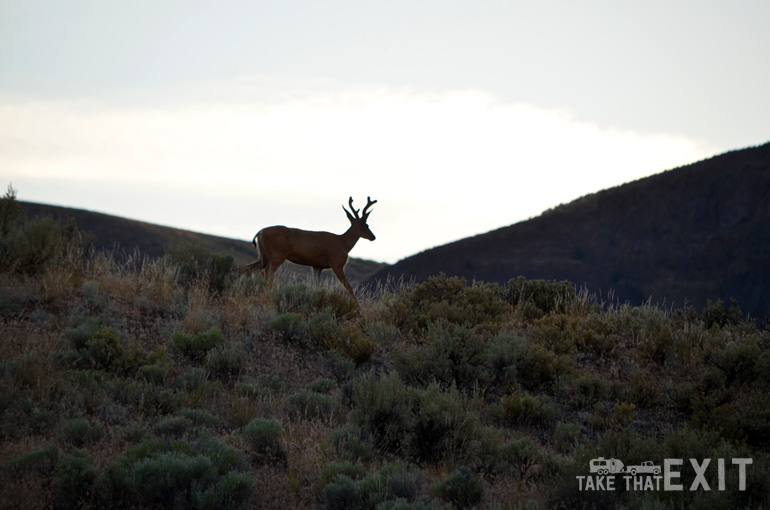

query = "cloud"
[0,82,720,263]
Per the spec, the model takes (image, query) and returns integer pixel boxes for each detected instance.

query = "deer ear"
[343,205,356,223]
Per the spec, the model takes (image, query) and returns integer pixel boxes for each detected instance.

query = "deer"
[245,196,377,302]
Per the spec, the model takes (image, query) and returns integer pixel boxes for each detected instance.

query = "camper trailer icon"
[590,457,625,475]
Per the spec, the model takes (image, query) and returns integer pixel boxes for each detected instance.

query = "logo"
[577,457,752,492]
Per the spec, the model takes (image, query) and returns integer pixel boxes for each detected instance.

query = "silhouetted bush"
[389,274,507,333]
[505,276,576,318]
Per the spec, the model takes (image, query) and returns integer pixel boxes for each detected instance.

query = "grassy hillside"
[370,143,770,319]
[2,186,769,509]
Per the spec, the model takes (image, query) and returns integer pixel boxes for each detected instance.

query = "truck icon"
[625,461,661,475]
[590,457,624,475]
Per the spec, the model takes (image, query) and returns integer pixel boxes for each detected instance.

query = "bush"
[351,371,414,455]
[491,389,557,428]
[389,274,507,333]
[98,438,254,509]
[505,276,576,318]
[242,418,282,454]
[205,342,247,381]
[432,467,483,509]
[310,312,377,365]
[410,383,481,465]
[165,242,235,293]
[61,418,103,446]
[269,312,307,342]
[0,208,92,276]
[172,327,226,360]
[288,389,335,419]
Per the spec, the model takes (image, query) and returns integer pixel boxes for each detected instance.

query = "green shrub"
[61,418,103,446]
[242,418,282,454]
[410,383,481,465]
[269,312,307,342]
[288,389,335,420]
[310,378,337,394]
[172,327,226,360]
[517,343,573,391]
[432,467,483,509]
[154,416,194,438]
[0,208,92,276]
[702,298,745,329]
[205,342,247,381]
[389,274,507,333]
[165,243,235,293]
[99,438,254,509]
[351,371,414,455]
[557,372,610,408]
[53,449,98,509]
[138,364,168,385]
[491,389,557,428]
[330,425,374,462]
[310,312,377,365]
[322,474,363,510]
[505,276,576,318]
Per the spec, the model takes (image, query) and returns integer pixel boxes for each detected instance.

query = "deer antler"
[347,196,360,219]
[362,196,377,219]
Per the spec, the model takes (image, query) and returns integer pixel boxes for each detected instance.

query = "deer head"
[343,196,377,241]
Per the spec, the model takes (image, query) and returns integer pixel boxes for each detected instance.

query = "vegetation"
[1,190,769,508]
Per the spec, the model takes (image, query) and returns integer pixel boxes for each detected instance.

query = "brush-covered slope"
[370,143,770,317]
[21,202,387,282]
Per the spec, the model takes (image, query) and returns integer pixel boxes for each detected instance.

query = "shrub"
[288,389,335,420]
[310,378,337,394]
[205,342,247,381]
[491,389,557,428]
[432,467,483,509]
[517,343,572,391]
[165,243,235,293]
[98,438,254,509]
[61,418,103,446]
[702,298,745,329]
[351,371,414,455]
[242,418,282,454]
[0,209,92,276]
[330,424,374,462]
[138,364,168,385]
[310,312,378,365]
[172,327,226,361]
[269,312,307,342]
[505,276,576,318]
[410,383,481,465]
[389,274,507,333]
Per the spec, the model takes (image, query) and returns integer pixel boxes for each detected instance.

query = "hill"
[20,202,387,283]
[370,143,770,318]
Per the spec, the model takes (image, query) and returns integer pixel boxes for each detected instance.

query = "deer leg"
[245,259,262,276]
[331,266,357,301]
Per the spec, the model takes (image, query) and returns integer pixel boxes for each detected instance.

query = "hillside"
[370,143,770,318]
[20,202,386,283]
[1,216,769,508]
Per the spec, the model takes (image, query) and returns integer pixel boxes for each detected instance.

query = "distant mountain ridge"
[20,202,386,283]
[369,143,770,318]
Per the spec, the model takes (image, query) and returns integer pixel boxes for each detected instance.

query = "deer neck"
[340,226,361,252]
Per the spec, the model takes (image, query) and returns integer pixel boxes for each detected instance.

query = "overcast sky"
[2,1,768,263]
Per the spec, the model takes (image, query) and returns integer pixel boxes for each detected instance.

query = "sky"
[1,1,769,264]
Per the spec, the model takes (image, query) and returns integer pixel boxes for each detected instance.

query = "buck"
[245,196,377,301]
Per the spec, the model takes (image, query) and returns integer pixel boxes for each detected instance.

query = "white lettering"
[665,459,683,491]
[690,458,711,491]
[733,458,753,491]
